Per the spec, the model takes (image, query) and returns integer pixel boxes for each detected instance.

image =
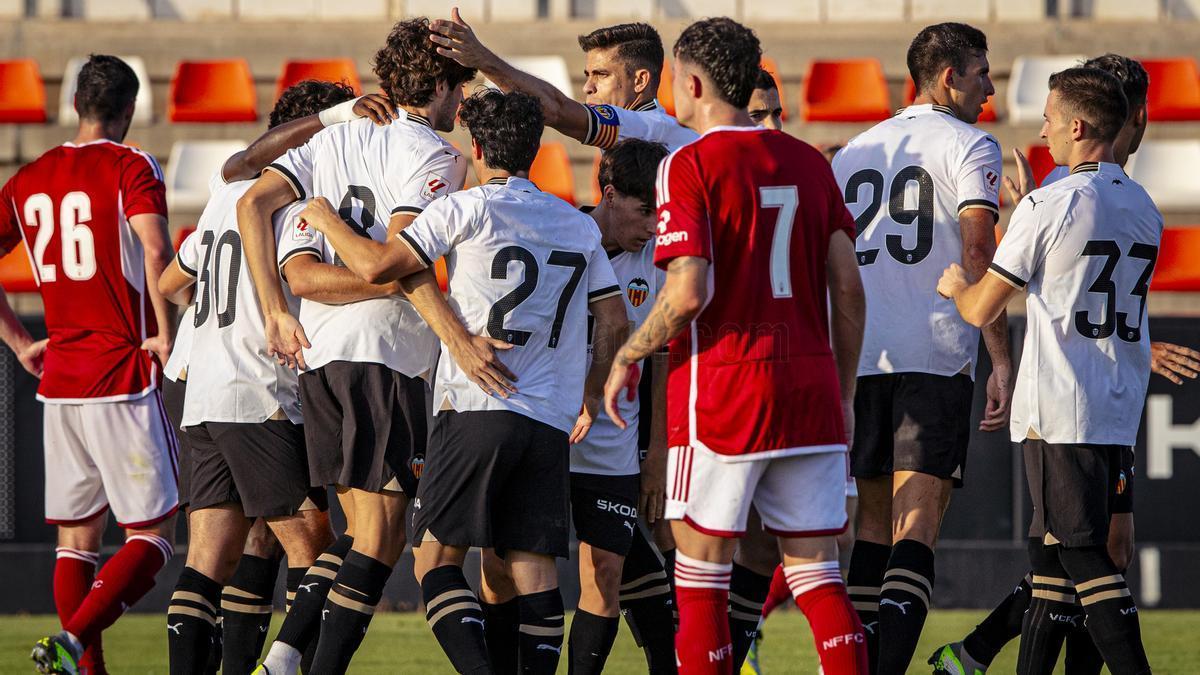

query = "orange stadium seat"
[802,59,890,122]
[591,152,602,205]
[1151,228,1200,291]
[169,60,258,123]
[0,247,37,293]
[1025,145,1057,187]
[529,142,574,205]
[276,59,362,100]
[903,77,996,122]
[760,57,788,121]
[173,226,196,252]
[0,59,47,123]
[1141,58,1200,122]
[657,59,676,117]
[434,257,449,293]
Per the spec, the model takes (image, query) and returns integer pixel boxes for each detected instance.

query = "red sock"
[786,561,868,674]
[674,552,733,675]
[761,564,791,618]
[65,534,172,647]
[54,549,108,673]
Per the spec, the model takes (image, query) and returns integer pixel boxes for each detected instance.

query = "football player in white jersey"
[430,11,698,153]
[938,66,1158,675]
[747,68,785,131]
[236,20,486,675]
[296,89,628,675]
[155,81,393,675]
[932,53,1198,675]
[831,22,1012,673]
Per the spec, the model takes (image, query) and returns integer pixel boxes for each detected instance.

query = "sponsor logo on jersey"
[656,230,688,246]
[627,277,650,307]
[422,173,450,200]
[411,455,425,481]
[595,499,638,518]
[293,216,314,242]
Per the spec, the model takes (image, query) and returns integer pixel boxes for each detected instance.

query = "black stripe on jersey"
[1071,162,1100,174]
[633,100,658,112]
[588,284,622,301]
[931,104,955,116]
[397,231,433,268]
[988,262,1027,288]
[959,198,1000,223]
[391,205,423,216]
[406,112,433,129]
[486,177,509,186]
[178,257,198,277]
[279,247,323,276]
[266,163,306,201]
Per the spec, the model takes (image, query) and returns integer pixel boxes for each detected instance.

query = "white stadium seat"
[485,55,573,99]
[1007,55,1085,124]
[1125,139,1200,211]
[59,55,153,126]
[165,140,246,211]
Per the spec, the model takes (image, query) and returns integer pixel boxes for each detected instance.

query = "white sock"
[261,641,302,674]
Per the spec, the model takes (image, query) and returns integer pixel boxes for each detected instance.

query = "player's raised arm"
[430,8,591,141]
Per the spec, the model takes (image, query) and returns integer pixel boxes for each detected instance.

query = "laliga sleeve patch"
[292,214,314,243]
[585,104,621,149]
[421,173,450,200]
[983,166,1000,197]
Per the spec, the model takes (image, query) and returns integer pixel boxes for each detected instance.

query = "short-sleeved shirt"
[571,234,665,476]
[832,104,1003,379]
[0,140,167,402]
[268,111,466,377]
[399,176,621,434]
[582,100,698,153]
[654,127,855,459]
[177,173,303,427]
[989,162,1162,445]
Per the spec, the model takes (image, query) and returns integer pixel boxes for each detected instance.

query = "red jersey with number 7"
[653,127,856,458]
[0,140,167,402]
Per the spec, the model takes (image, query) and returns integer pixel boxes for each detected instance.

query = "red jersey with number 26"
[653,127,856,458]
[0,140,167,402]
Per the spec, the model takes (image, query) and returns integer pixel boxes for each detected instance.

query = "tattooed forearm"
[615,256,708,366]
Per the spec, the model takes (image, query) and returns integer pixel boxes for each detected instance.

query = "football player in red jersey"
[0,55,177,675]
[603,18,868,675]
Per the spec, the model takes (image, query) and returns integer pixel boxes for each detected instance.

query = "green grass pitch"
[1,610,1196,673]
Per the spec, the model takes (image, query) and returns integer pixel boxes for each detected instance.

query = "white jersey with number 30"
[990,162,1163,445]
[833,104,1002,378]
[399,177,621,434]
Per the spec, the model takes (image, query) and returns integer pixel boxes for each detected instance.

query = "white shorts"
[43,392,180,528]
[665,445,848,538]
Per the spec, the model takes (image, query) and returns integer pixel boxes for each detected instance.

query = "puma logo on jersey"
[298,582,318,593]
[623,520,635,535]
[461,617,485,627]
[880,599,912,614]
[1026,195,1043,210]
[536,644,562,655]
[168,623,182,635]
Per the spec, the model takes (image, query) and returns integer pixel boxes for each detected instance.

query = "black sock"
[619,529,676,675]
[308,550,393,675]
[422,565,490,674]
[1018,541,1080,674]
[662,547,679,629]
[275,534,352,659]
[220,553,279,674]
[1063,621,1105,675]
[517,588,565,675]
[482,599,519,675]
[1060,545,1150,675]
[877,539,934,674]
[846,540,890,673]
[167,567,222,675]
[963,572,1033,666]
[728,563,771,669]
[567,609,618,675]
[206,617,222,675]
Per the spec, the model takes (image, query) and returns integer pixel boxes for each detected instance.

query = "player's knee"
[242,520,283,558]
[590,550,626,595]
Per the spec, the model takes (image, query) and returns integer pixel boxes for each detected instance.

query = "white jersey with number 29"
[990,162,1163,445]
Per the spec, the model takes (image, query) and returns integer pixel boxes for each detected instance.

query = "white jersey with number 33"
[990,162,1163,445]
[833,104,1002,378]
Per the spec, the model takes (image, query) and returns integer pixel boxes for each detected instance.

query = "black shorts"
[571,472,640,556]
[181,420,326,519]
[299,361,427,497]
[1024,439,1129,548]
[161,378,192,506]
[412,410,570,558]
[1111,447,1135,515]
[851,372,973,487]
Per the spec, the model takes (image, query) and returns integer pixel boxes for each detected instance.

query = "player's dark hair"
[672,17,762,108]
[374,18,477,107]
[459,89,544,174]
[1082,53,1149,110]
[74,54,139,123]
[1048,66,1129,142]
[269,80,356,129]
[754,68,777,92]
[578,23,665,82]
[598,139,669,207]
[907,22,989,94]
